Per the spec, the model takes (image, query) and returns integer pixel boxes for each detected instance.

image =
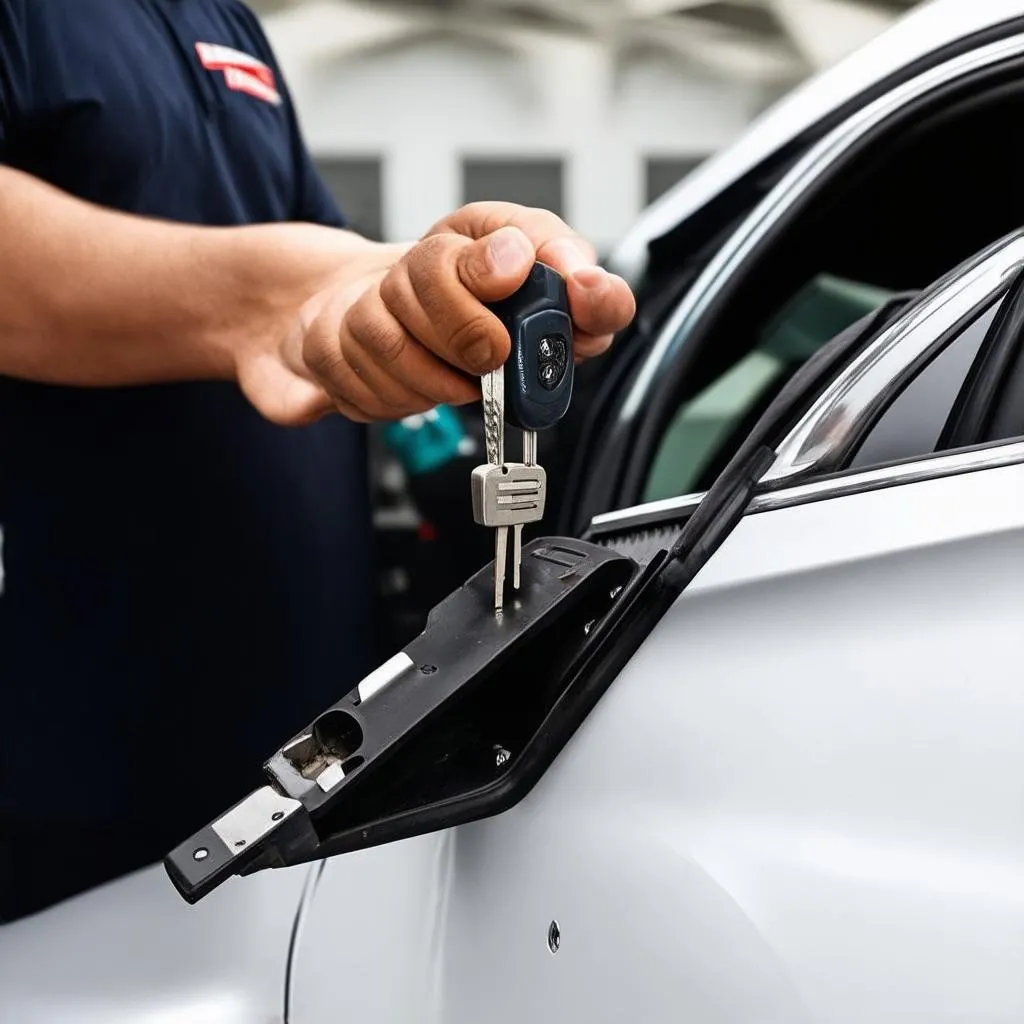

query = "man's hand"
[0,174,633,422]
[246,203,636,425]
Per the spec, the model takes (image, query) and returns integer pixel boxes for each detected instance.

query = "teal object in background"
[383,405,471,476]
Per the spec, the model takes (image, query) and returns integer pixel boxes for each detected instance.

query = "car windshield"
[642,273,898,502]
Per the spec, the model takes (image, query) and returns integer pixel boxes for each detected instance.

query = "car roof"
[607,0,1024,284]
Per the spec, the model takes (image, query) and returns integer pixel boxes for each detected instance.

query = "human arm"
[0,167,635,425]
[0,165,399,415]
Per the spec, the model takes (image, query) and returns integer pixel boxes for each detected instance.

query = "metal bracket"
[165,537,637,904]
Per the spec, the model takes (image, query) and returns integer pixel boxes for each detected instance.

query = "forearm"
[0,166,406,386]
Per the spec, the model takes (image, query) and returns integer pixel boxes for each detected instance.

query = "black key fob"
[486,262,574,432]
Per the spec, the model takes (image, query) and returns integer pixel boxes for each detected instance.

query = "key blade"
[512,524,523,591]
[522,430,537,467]
[481,370,505,467]
[514,430,536,593]
[494,526,508,610]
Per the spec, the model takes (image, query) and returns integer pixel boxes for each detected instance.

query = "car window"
[847,301,999,470]
[642,273,898,502]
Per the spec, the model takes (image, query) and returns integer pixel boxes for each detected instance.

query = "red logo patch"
[196,42,282,106]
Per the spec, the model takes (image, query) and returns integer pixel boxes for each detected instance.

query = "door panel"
[293,459,1024,1023]
[289,834,450,1023]
[0,862,310,1024]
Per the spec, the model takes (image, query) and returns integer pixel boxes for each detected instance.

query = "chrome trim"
[588,491,705,536]
[763,233,1024,484]
[618,33,1024,431]
[754,440,1024,513]
[589,440,1024,537]
[595,237,1019,539]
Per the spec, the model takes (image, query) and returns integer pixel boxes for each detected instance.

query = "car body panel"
[608,0,1024,285]
[293,458,1024,1023]
[287,835,448,1023]
[0,860,312,1024]
[3,453,1019,1024]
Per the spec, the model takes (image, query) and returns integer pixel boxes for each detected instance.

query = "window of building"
[315,157,385,241]
[644,156,706,206]
[461,158,565,219]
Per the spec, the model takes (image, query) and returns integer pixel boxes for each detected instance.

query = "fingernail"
[547,238,591,274]
[465,337,495,372]
[489,228,532,277]
[572,266,608,289]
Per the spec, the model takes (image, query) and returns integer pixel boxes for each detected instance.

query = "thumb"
[455,225,535,303]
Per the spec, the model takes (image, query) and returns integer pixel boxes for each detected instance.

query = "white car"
[3,2,1023,1021]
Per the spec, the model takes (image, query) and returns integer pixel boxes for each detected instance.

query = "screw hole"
[419,664,438,675]
[193,847,209,862]
[547,920,561,954]
[235,840,246,848]
[271,811,285,821]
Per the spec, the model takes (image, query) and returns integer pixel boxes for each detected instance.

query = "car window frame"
[567,33,1024,535]
[586,230,1024,544]
[844,298,1002,471]
[762,229,1024,487]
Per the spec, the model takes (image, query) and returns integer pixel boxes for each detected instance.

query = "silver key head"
[471,462,547,528]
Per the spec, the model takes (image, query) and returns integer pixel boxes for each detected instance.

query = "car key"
[470,427,547,609]
[474,367,512,609]
[473,262,574,609]
[473,366,547,608]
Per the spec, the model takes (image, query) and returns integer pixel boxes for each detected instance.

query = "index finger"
[430,202,597,279]
[430,201,635,358]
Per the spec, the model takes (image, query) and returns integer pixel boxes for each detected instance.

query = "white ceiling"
[252,0,924,83]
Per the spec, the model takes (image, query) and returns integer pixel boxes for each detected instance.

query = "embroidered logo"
[195,42,282,106]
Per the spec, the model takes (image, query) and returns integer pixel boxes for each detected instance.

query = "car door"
[286,235,1024,1022]
[563,15,1024,535]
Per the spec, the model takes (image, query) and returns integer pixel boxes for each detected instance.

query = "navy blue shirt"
[0,0,375,839]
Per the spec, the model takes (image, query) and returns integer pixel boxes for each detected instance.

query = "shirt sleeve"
[235,3,350,230]
[287,103,350,230]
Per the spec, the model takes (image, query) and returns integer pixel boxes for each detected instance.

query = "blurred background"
[246,0,923,651]
[251,0,921,250]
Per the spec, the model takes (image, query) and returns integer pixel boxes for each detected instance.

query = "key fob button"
[487,262,574,432]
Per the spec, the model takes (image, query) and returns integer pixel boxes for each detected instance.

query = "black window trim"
[941,264,1024,448]
[587,436,1024,541]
